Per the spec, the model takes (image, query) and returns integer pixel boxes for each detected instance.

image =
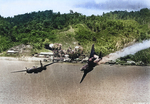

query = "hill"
[0,8,150,63]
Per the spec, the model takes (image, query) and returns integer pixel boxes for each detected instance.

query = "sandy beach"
[0,57,150,104]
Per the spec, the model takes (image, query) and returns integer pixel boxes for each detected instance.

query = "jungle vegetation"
[0,8,150,63]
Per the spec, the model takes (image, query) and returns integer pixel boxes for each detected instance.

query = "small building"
[39,52,54,58]
[7,50,19,54]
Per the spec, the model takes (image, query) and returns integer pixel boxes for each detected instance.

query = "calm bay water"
[0,59,150,104]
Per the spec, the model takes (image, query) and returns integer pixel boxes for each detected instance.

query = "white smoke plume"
[99,40,150,64]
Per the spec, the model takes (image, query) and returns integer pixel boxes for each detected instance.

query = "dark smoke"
[76,0,147,10]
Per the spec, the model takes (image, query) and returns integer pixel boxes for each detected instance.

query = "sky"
[0,0,150,17]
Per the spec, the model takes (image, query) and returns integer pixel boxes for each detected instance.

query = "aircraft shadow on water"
[11,60,55,74]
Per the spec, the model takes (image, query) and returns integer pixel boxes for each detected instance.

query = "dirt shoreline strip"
[0,56,46,62]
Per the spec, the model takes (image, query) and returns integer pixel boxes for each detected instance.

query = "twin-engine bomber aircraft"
[12,44,102,83]
[11,60,55,73]
[80,44,102,83]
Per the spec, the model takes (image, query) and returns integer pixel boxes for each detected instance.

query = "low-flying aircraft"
[80,44,102,83]
[11,60,55,73]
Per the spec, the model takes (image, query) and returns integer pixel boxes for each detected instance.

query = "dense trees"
[0,8,150,63]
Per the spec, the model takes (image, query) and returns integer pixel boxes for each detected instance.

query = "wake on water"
[99,40,150,63]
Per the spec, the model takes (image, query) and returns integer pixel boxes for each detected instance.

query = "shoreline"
[0,56,47,62]
[1,56,148,66]
[0,56,84,65]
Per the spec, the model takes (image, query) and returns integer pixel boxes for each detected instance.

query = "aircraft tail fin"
[89,44,95,58]
[99,51,102,59]
[40,60,43,67]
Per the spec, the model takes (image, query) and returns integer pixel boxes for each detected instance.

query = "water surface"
[0,60,150,104]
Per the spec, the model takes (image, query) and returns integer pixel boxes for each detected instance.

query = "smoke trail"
[99,40,150,64]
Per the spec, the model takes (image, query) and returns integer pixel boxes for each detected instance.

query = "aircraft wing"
[11,69,27,73]
[44,62,56,67]
[80,73,87,83]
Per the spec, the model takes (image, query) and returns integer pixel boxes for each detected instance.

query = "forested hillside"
[0,8,150,63]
